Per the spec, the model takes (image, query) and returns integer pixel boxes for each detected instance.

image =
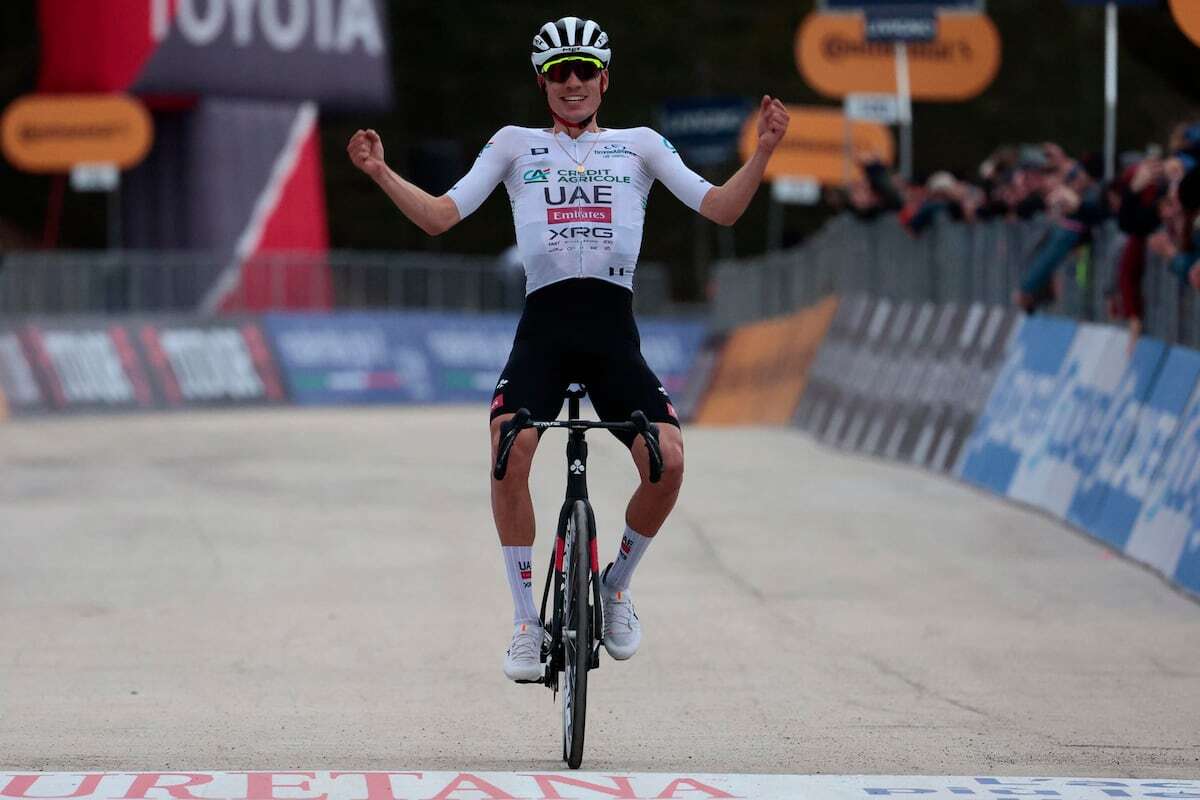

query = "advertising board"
[1061,338,1168,537]
[265,312,706,408]
[37,0,392,110]
[0,329,47,415]
[1,94,153,173]
[136,319,287,407]
[739,105,893,184]
[1123,350,1200,585]
[1003,325,1128,516]
[658,97,754,167]
[795,12,1001,101]
[1081,346,1198,552]
[17,321,160,412]
[955,315,1078,495]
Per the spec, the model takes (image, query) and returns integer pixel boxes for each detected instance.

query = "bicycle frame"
[492,390,663,767]
[492,392,662,692]
[537,391,604,685]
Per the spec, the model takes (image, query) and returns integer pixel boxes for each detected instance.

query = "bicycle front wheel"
[562,499,592,769]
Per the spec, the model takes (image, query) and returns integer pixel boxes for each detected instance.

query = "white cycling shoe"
[601,564,642,661]
[503,621,544,682]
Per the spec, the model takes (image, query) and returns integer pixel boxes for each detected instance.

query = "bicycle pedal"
[516,663,551,685]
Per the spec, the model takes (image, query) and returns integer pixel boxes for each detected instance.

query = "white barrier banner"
[0,773,1197,800]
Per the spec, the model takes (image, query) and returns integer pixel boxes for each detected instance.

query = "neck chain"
[553,130,601,173]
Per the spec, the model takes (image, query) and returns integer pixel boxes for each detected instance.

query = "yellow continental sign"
[740,105,893,184]
[795,12,1001,101]
[1,94,153,173]
[1170,0,1200,48]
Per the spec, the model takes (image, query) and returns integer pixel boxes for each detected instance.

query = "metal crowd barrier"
[712,214,1200,349]
[0,250,679,317]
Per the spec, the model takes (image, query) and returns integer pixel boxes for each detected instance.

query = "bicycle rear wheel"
[561,499,592,769]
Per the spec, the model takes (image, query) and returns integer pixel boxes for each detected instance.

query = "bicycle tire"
[562,499,591,769]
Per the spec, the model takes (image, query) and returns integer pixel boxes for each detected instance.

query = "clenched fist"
[347,128,387,179]
[756,95,789,155]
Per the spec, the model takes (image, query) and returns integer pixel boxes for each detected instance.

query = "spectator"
[903,171,972,235]
[812,121,1200,310]
[845,154,902,221]
[1013,142,1117,313]
[1151,160,1200,290]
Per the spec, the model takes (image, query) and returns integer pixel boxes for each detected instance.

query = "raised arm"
[698,96,789,227]
[347,129,460,236]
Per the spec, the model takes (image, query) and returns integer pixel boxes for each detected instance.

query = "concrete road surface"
[0,407,1197,775]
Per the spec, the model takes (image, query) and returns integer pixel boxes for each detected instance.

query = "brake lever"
[630,411,663,484]
[494,408,531,481]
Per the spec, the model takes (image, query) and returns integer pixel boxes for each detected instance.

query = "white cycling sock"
[604,525,652,592]
[503,546,539,625]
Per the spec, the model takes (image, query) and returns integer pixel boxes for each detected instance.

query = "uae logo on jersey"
[523,169,549,184]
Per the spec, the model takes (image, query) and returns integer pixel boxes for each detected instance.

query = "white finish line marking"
[1,774,1197,800]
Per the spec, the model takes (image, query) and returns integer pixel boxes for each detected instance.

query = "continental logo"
[523,168,550,183]
[820,36,974,63]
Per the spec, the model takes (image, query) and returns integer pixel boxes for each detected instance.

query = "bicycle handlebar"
[493,408,531,481]
[493,408,664,484]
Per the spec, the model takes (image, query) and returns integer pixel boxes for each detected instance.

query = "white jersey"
[447,126,713,294]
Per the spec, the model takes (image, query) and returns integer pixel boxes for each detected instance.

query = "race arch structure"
[35,0,393,311]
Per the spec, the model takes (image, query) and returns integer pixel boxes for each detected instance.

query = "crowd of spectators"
[825,119,1200,341]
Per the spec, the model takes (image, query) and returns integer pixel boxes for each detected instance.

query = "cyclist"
[347,16,789,681]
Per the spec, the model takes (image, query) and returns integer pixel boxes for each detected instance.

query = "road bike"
[493,385,663,769]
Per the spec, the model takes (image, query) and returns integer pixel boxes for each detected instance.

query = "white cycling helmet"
[530,16,611,75]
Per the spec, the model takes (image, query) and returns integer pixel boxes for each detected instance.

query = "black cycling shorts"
[489,278,680,448]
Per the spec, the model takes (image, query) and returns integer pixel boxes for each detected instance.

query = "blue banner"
[265,313,444,405]
[263,311,707,409]
[657,97,754,168]
[956,315,1078,495]
[1001,325,1126,516]
[1115,348,1200,575]
[865,9,938,43]
[1062,337,1167,539]
[1123,356,1200,593]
